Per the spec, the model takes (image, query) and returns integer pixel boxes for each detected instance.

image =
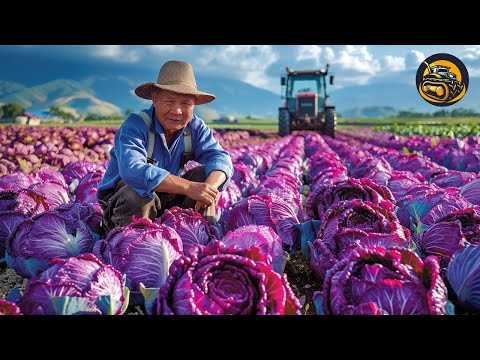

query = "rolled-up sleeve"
[193,122,233,192]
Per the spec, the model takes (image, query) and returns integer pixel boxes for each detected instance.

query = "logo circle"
[416,53,469,106]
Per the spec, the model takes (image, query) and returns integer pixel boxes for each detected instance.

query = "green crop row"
[373,123,480,138]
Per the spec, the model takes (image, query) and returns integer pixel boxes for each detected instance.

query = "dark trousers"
[99,166,207,233]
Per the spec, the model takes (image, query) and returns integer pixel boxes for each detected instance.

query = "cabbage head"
[0,298,22,315]
[320,246,447,315]
[93,217,183,304]
[155,240,301,315]
[6,211,99,278]
[18,253,129,315]
[221,224,288,273]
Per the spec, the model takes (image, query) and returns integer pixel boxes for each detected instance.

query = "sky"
[1,45,479,95]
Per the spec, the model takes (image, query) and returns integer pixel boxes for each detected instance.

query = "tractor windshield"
[286,74,325,113]
[286,74,324,97]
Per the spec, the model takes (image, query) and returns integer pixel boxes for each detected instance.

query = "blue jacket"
[97,105,233,200]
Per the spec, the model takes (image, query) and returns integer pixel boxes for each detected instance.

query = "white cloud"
[296,45,323,66]
[333,45,381,74]
[193,45,279,92]
[462,45,480,60]
[405,50,425,69]
[147,45,192,53]
[324,47,335,62]
[465,66,480,77]
[90,45,140,63]
[383,55,405,71]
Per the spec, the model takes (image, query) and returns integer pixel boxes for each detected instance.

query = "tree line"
[395,108,480,118]
[0,102,134,121]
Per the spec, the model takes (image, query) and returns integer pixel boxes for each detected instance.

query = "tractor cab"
[278,65,336,137]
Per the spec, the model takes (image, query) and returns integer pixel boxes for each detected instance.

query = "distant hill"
[0,79,122,116]
[340,106,398,118]
[0,76,281,119]
[0,80,27,97]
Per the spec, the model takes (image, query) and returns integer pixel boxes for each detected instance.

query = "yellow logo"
[416,53,469,106]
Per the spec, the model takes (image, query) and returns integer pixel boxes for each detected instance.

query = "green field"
[0,117,280,130]
[2,116,480,132]
[337,117,480,126]
[205,118,278,131]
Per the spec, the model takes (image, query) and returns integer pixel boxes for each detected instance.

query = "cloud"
[465,66,480,77]
[193,45,279,92]
[334,46,380,74]
[89,45,140,63]
[383,55,405,72]
[296,45,323,66]
[147,45,192,53]
[462,45,480,60]
[324,47,335,62]
[405,50,425,69]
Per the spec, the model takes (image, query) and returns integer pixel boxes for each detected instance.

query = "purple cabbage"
[0,211,28,259]
[52,202,104,237]
[446,244,480,313]
[27,181,72,209]
[34,166,68,189]
[431,170,477,189]
[460,178,480,206]
[0,173,35,191]
[1,189,49,217]
[6,211,99,278]
[60,160,106,187]
[320,246,447,315]
[238,153,270,177]
[216,180,242,219]
[157,206,220,251]
[221,193,300,249]
[305,177,395,221]
[74,170,103,204]
[0,298,22,315]
[416,208,480,271]
[309,199,410,282]
[231,161,260,197]
[221,224,287,273]
[93,217,183,304]
[18,253,129,315]
[155,240,301,315]
[396,186,471,234]
[386,170,425,199]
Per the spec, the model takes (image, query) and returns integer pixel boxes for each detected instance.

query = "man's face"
[152,89,196,133]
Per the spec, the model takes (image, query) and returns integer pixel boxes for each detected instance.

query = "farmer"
[97,60,233,232]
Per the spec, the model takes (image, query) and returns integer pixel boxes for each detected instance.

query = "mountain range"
[0,52,478,119]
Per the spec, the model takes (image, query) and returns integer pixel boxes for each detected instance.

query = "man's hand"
[195,191,220,225]
[194,191,221,212]
[153,174,218,206]
[153,170,226,224]
[194,170,226,225]
[187,182,219,208]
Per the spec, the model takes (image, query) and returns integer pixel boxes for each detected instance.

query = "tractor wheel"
[323,108,337,138]
[279,108,291,137]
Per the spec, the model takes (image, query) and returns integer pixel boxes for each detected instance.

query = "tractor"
[278,64,336,138]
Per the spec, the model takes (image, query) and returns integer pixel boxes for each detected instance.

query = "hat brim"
[134,83,216,105]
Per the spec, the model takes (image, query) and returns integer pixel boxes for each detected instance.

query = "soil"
[0,266,27,301]
[284,251,320,315]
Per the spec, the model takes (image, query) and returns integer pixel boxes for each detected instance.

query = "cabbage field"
[1,124,480,315]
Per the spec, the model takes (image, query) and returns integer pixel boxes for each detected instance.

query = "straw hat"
[134,60,216,105]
